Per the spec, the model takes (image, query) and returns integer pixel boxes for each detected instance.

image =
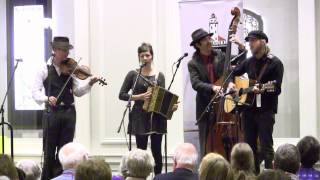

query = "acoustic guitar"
[224,80,276,113]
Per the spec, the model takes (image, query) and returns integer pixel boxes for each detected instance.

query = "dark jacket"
[188,49,246,120]
[233,54,284,113]
[153,168,198,180]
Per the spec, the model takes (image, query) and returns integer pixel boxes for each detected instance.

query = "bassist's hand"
[228,82,236,92]
[212,85,223,95]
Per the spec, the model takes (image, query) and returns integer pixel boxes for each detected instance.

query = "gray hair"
[58,142,89,170]
[119,154,129,178]
[16,160,41,180]
[126,149,155,178]
[173,143,198,167]
[274,143,300,174]
[0,176,10,180]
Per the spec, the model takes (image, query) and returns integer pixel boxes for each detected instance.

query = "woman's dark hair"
[137,42,153,57]
[0,154,19,180]
[297,136,320,168]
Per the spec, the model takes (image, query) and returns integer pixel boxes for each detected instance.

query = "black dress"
[119,70,167,135]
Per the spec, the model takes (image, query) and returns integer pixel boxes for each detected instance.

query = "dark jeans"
[41,106,76,180]
[242,109,275,174]
[135,134,163,175]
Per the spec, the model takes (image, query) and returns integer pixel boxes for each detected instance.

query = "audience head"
[0,176,10,180]
[199,153,232,180]
[58,142,89,170]
[126,149,154,179]
[119,154,129,179]
[257,169,291,180]
[75,159,112,180]
[274,143,300,174]
[297,136,320,168]
[16,159,41,180]
[0,154,18,180]
[173,143,198,170]
[230,143,255,175]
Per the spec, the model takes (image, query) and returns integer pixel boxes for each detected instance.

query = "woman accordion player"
[119,43,168,174]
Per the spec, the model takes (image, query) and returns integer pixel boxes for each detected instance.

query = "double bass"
[205,7,244,160]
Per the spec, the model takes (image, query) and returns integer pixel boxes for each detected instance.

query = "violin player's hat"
[190,28,213,46]
[50,36,73,51]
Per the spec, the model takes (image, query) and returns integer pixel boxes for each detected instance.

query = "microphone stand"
[164,56,184,172]
[196,67,235,125]
[117,64,145,151]
[197,50,247,125]
[1,60,21,160]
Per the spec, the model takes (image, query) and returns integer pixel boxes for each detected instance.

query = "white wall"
[316,0,320,137]
[72,0,184,170]
[0,0,7,116]
[244,0,300,138]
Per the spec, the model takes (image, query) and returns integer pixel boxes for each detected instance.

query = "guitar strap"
[252,55,271,84]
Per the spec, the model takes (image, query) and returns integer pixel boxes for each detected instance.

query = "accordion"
[143,86,179,120]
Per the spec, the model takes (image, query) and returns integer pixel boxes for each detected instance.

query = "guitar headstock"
[261,80,277,92]
[98,77,108,86]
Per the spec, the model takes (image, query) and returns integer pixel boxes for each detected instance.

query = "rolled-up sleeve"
[32,66,48,105]
[72,76,92,97]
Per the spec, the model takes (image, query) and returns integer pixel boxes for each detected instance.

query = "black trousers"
[41,106,76,180]
[135,134,163,175]
[242,109,275,174]
[197,113,215,158]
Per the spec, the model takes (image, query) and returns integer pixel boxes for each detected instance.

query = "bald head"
[173,143,198,170]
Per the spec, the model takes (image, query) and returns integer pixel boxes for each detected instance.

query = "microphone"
[15,59,23,62]
[230,50,246,65]
[176,53,188,62]
[140,62,147,68]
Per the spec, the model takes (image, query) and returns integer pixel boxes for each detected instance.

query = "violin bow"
[55,57,82,103]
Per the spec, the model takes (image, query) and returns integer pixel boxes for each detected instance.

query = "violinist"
[32,36,100,180]
[187,29,246,158]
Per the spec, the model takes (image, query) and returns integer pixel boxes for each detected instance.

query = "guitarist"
[228,30,284,173]
[188,28,246,158]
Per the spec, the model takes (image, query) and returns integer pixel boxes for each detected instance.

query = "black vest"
[43,65,74,105]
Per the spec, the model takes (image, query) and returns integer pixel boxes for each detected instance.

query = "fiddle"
[60,58,107,86]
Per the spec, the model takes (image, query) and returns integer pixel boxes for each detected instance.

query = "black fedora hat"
[190,28,213,46]
[50,36,73,50]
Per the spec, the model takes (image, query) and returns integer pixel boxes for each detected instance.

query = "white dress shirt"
[32,58,92,105]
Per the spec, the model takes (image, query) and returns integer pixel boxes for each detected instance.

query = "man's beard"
[251,44,265,57]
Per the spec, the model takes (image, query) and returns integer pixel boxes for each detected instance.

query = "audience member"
[154,143,198,180]
[199,153,233,180]
[297,136,320,180]
[274,143,300,180]
[75,159,112,180]
[52,142,89,180]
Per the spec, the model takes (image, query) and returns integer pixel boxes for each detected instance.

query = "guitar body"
[224,76,249,113]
